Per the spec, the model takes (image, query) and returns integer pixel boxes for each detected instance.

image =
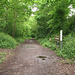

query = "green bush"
[57,34,75,59]
[15,37,25,43]
[25,37,32,40]
[15,36,32,43]
[38,38,56,50]
[38,38,48,44]
[38,34,75,59]
[0,32,18,49]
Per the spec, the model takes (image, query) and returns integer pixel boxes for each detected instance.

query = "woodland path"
[0,39,75,75]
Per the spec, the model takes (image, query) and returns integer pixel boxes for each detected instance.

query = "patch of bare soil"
[0,39,75,75]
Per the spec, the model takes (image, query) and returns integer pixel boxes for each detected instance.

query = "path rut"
[0,39,75,75]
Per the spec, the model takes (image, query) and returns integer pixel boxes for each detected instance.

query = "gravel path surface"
[0,39,75,75]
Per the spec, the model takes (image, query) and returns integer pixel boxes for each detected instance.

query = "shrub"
[57,34,75,59]
[0,32,18,49]
[38,38,56,50]
[15,37,25,43]
[38,34,75,59]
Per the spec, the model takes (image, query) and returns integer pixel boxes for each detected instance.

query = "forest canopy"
[0,0,75,59]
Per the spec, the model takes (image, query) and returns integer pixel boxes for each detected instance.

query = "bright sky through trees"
[69,4,75,16]
[31,6,38,16]
[32,7,38,12]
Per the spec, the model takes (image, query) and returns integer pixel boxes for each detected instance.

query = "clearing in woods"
[0,39,75,75]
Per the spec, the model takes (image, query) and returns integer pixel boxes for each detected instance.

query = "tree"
[35,0,71,38]
[0,0,34,38]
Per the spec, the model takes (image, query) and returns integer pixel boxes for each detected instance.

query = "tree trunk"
[12,11,17,37]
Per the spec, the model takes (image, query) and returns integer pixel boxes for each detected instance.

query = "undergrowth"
[0,32,18,49]
[57,34,75,59]
[0,52,7,63]
[38,34,75,60]
[38,38,56,50]
[15,37,25,43]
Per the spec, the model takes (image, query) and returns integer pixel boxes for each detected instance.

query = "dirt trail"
[0,39,75,75]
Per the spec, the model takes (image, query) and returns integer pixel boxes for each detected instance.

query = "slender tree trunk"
[4,7,8,33]
[12,11,17,37]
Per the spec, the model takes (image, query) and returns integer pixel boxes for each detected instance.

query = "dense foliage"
[57,34,75,59]
[0,0,34,63]
[0,0,35,47]
[33,0,75,59]
[0,0,34,37]
[0,32,17,49]
[0,0,75,60]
